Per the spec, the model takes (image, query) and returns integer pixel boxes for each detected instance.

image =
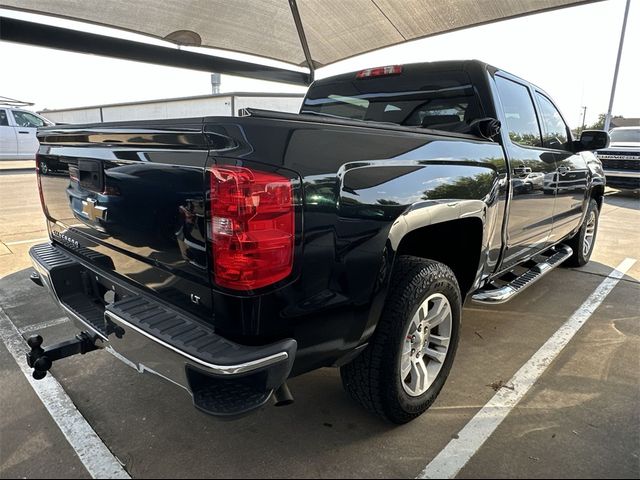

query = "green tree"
[587,114,625,130]
[422,173,495,201]
[588,114,606,130]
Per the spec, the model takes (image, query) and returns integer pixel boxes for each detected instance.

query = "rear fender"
[338,160,497,252]
[338,161,499,346]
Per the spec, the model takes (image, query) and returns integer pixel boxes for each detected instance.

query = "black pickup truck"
[28,60,608,424]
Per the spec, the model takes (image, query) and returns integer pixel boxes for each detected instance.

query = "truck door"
[533,91,589,243]
[0,109,18,159]
[10,110,44,159]
[493,74,557,270]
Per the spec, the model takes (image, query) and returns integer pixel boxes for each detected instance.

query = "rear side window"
[301,69,484,133]
[494,76,542,148]
[535,93,570,150]
[0,110,8,126]
[12,110,46,128]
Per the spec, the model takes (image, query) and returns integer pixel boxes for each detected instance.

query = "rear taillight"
[209,165,294,291]
[356,65,403,79]
[35,154,46,214]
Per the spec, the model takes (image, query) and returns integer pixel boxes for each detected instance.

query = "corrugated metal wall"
[233,96,304,116]
[102,96,233,122]
[44,108,103,124]
[41,94,304,124]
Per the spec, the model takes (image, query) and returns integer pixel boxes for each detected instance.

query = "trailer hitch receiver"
[26,332,101,380]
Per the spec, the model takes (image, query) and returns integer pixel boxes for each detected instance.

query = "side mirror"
[576,130,609,152]
[469,117,501,140]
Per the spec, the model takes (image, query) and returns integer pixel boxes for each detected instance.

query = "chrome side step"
[472,245,573,305]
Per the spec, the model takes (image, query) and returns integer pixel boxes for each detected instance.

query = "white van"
[0,107,54,160]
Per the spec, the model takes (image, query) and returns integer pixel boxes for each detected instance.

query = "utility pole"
[604,0,631,132]
[581,106,587,133]
[211,73,221,95]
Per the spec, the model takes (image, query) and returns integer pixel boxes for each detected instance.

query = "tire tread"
[341,256,460,423]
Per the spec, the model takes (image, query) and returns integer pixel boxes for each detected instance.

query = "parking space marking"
[19,316,70,334]
[0,306,130,479]
[418,257,637,480]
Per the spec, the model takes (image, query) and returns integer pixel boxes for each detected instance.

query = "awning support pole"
[289,0,315,82]
[604,0,631,132]
[0,16,311,86]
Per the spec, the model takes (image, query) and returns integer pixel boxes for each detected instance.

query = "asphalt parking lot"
[1,168,639,479]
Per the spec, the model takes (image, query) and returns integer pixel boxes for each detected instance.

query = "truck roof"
[610,126,640,131]
[311,60,493,86]
[311,59,548,99]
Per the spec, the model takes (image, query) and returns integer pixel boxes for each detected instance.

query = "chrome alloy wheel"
[400,293,453,397]
[583,210,597,257]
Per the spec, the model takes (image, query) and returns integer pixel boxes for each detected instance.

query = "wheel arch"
[388,200,486,298]
[590,183,605,211]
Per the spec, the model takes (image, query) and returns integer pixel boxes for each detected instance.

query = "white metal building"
[38,92,305,124]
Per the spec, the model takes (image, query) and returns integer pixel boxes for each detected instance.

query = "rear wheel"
[39,160,49,175]
[564,198,600,267]
[340,256,461,424]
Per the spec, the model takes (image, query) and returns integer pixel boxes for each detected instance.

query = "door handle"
[557,166,570,176]
[18,131,30,134]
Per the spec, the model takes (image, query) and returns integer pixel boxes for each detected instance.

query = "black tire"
[563,198,600,267]
[39,161,49,175]
[340,256,461,424]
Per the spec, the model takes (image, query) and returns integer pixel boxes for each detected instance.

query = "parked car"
[524,171,545,190]
[512,170,545,194]
[0,107,53,161]
[27,60,608,424]
[596,126,640,190]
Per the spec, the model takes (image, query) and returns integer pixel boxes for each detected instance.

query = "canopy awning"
[0,0,600,84]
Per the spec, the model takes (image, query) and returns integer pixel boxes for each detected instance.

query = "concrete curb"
[0,160,36,173]
[0,168,36,173]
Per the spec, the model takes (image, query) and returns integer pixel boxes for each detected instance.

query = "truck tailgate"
[37,120,213,319]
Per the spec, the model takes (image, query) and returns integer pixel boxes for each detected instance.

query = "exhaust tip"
[273,383,294,407]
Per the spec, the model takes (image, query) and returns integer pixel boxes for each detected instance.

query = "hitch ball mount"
[26,332,100,380]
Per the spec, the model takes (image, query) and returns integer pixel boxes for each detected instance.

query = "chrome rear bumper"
[29,242,297,417]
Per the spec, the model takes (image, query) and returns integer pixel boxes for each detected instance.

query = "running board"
[472,245,573,305]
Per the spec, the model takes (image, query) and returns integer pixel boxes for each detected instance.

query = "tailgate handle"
[78,159,105,192]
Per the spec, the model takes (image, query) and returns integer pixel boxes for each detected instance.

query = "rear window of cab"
[301,69,484,133]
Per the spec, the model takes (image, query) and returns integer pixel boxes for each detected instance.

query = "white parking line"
[418,257,637,479]
[0,306,130,479]
[20,316,70,334]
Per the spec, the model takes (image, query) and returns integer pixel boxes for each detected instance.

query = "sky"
[0,0,638,128]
